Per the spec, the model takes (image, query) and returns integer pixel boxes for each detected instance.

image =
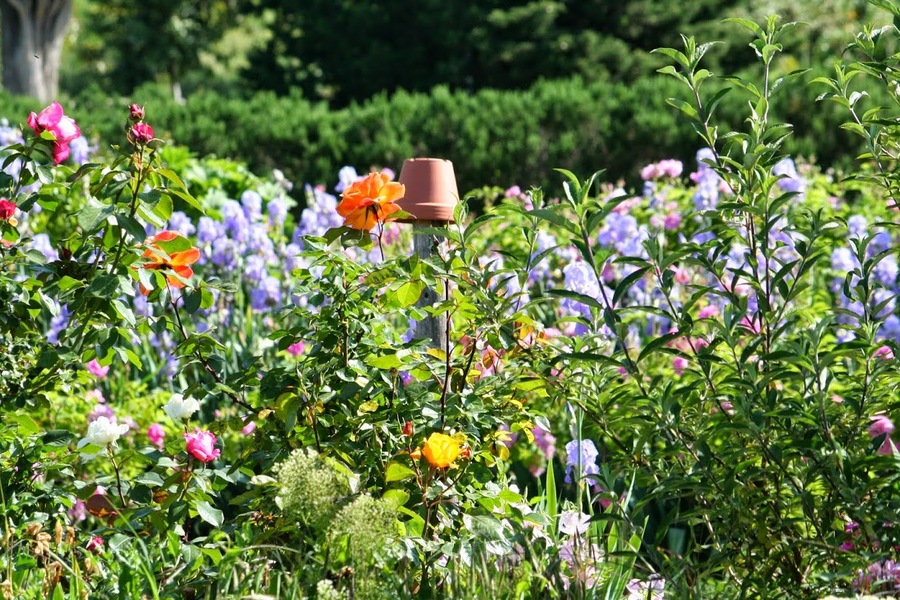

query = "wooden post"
[413,221,447,352]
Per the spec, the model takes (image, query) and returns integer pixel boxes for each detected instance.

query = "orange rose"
[336,171,405,231]
[139,230,200,295]
[421,432,462,468]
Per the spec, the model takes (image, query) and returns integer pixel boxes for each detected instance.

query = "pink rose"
[130,122,154,144]
[241,421,256,436]
[184,429,221,463]
[147,423,165,448]
[27,101,80,164]
[287,341,305,356]
[673,357,688,376]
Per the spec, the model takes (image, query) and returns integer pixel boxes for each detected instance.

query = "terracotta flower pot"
[397,158,459,223]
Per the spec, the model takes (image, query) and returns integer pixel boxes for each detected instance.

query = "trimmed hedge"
[2,72,867,198]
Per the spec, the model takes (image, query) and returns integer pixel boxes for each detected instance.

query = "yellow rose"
[421,432,461,468]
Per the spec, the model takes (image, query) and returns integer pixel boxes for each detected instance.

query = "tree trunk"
[0,0,72,103]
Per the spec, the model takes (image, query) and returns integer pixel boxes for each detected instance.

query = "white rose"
[77,416,129,450]
[163,393,200,422]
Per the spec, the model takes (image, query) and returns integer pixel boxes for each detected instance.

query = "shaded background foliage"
[0,0,883,196]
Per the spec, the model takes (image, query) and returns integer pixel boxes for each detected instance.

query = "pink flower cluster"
[27,101,80,164]
[641,159,683,181]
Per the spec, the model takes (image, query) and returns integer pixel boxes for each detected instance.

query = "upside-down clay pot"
[397,158,459,223]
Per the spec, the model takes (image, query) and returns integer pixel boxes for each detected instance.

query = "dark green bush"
[3,70,872,202]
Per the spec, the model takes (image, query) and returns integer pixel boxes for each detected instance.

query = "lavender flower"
[250,275,283,311]
[241,190,263,222]
[335,165,361,193]
[67,135,94,166]
[268,195,288,227]
[244,254,268,283]
[247,223,276,257]
[773,157,806,195]
[48,303,71,345]
[0,119,23,146]
[847,215,868,239]
[196,216,223,245]
[222,200,250,242]
[565,438,600,484]
[295,184,344,242]
[167,211,196,237]
[692,148,720,211]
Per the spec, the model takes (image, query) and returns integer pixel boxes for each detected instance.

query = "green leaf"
[393,280,425,308]
[195,500,224,527]
[381,489,410,509]
[637,331,682,363]
[181,543,202,568]
[77,200,116,233]
[385,462,416,483]
[665,98,699,120]
[15,414,40,436]
[57,275,85,292]
[527,208,575,233]
[366,353,404,370]
[544,451,557,520]
[548,289,603,311]
[358,400,379,414]
[183,288,202,314]
[166,187,205,213]
[200,286,215,310]
[613,266,651,306]
[724,17,764,37]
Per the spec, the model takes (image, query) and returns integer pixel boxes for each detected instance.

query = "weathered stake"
[398,158,459,351]
[412,221,447,352]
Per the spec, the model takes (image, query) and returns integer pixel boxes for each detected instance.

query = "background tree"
[65,0,246,101]
[237,0,750,106]
[0,0,72,102]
